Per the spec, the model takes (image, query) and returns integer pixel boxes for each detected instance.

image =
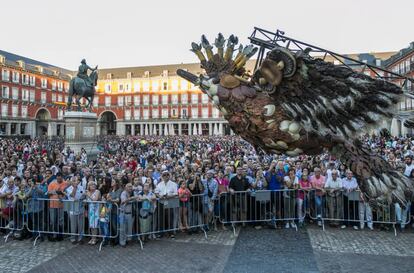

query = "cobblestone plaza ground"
[1,226,414,273]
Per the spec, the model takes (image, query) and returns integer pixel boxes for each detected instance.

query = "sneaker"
[340,225,346,229]
[353,226,358,230]
[254,225,262,230]
[318,221,322,227]
[290,222,297,229]
[285,223,290,229]
[368,226,374,231]
[360,224,364,230]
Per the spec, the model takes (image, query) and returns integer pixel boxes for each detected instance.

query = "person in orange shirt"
[47,172,68,241]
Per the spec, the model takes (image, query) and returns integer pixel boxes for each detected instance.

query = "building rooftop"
[0,49,73,80]
[97,60,256,80]
[383,42,414,67]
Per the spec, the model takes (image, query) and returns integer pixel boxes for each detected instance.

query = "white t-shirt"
[404,164,414,177]
[155,180,177,197]
[324,177,342,189]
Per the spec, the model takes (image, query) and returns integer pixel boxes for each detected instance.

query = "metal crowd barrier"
[307,189,411,236]
[127,194,208,249]
[26,198,119,250]
[218,190,306,235]
[0,198,25,242]
[1,189,411,249]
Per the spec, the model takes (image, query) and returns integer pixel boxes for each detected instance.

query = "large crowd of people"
[0,133,413,246]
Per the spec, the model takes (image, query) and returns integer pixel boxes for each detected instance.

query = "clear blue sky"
[2,0,413,70]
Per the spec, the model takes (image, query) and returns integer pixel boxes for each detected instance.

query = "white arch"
[99,110,118,121]
[34,107,51,120]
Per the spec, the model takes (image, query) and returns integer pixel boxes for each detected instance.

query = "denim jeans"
[395,202,411,228]
[315,196,324,217]
[99,221,109,240]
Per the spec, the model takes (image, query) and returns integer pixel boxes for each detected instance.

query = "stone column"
[131,124,135,136]
[178,123,182,135]
[5,123,11,135]
[390,118,399,136]
[140,124,144,135]
[16,123,21,135]
[208,123,212,135]
[219,123,223,136]
[188,123,192,135]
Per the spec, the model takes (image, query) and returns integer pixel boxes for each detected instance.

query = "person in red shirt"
[127,156,137,171]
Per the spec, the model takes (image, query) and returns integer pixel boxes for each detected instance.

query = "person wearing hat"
[154,170,178,238]
[77,59,97,87]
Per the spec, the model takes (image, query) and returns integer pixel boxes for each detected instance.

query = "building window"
[2,70,10,81]
[1,104,7,117]
[143,95,149,105]
[134,108,140,120]
[41,92,47,103]
[58,82,63,91]
[125,95,132,106]
[171,94,178,104]
[105,96,111,107]
[181,94,188,104]
[162,108,168,118]
[29,90,35,102]
[22,74,29,85]
[163,82,168,91]
[12,105,18,117]
[93,97,99,107]
[191,93,198,104]
[134,82,140,92]
[143,109,149,119]
[143,81,150,91]
[181,108,188,119]
[52,80,57,90]
[125,83,131,92]
[12,71,19,83]
[41,78,47,88]
[152,95,159,105]
[171,108,178,118]
[202,107,209,118]
[1,86,9,98]
[191,107,198,118]
[212,107,220,118]
[12,87,19,100]
[22,89,29,101]
[134,95,140,106]
[127,72,132,79]
[152,109,159,118]
[118,83,124,92]
[58,109,64,120]
[180,79,187,90]
[201,94,209,104]
[152,81,159,91]
[58,94,62,102]
[21,105,27,118]
[162,94,168,105]
[105,83,111,93]
[171,79,179,91]
[118,96,124,106]
[51,93,56,102]
[29,75,35,86]
[125,109,131,120]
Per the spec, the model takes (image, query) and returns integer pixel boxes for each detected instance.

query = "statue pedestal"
[64,111,99,160]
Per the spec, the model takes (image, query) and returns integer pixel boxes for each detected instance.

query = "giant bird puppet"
[177,31,414,207]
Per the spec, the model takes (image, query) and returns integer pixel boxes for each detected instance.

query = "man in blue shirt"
[265,161,284,228]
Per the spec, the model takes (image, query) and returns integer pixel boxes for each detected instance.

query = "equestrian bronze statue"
[67,59,98,111]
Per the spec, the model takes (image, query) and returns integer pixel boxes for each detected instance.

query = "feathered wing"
[265,52,412,205]
[274,56,402,138]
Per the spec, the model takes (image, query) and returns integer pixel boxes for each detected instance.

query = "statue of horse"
[67,70,98,111]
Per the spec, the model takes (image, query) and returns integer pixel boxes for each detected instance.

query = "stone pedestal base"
[64,111,99,160]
